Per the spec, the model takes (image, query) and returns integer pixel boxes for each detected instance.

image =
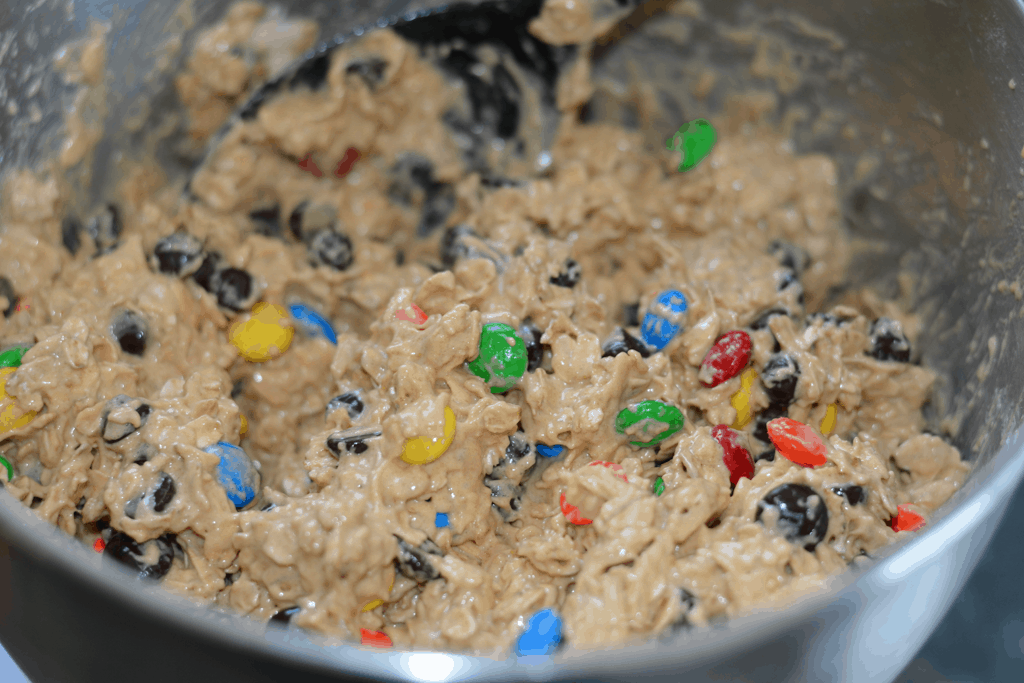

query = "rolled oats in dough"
[0,0,969,654]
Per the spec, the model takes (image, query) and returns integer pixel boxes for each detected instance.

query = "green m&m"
[467,322,527,393]
[0,346,28,368]
[653,476,665,497]
[615,400,685,448]
[665,119,716,172]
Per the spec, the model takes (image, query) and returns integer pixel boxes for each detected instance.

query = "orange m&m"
[766,417,827,467]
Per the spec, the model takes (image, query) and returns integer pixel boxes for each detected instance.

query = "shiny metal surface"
[1,0,1024,681]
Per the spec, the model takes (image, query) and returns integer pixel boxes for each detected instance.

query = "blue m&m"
[204,441,260,509]
[535,443,564,458]
[640,289,688,351]
[435,512,449,528]
[288,303,337,344]
[516,608,562,656]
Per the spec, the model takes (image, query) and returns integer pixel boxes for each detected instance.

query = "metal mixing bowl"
[1,0,1023,681]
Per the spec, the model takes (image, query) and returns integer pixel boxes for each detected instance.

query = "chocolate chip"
[153,472,176,512]
[212,267,256,311]
[100,395,152,444]
[550,258,581,288]
[326,391,364,420]
[601,328,652,358]
[308,229,354,271]
[191,252,221,292]
[519,319,546,372]
[831,484,866,506]
[62,216,83,255]
[103,530,177,580]
[249,205,282,237]
[761,353,800,407]
[153,233,204,276]
[394,536,443,582]
[111,310,148,356]
[767,240,810,275]
[326,427,382,457]
[868,317,911,362]
[87,204,122,255]
[0,277,17,318]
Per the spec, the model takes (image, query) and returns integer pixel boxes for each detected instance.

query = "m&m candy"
[640,290,688,351]
[614,400,684,448]
[730,368,759,429]
[891,504,926,532]
[0,367,36,435]
[711,424,754,485]
[535,443,564,458]
[435,512,450,528]
[766,417,827,467]
[396,303,428,327]
[516,608,562,656]
[288,303,337,344]
[467,322,527,393]
[820,403,838,435]
[560,461,627,525]
[0,346,28,369]
[699,331,752,388]
[204,441,260,509]
[653,476,666,496]
[229,302,295,362]
[401,406,456,465]
[360,628,392,648]
[665,118,717,172]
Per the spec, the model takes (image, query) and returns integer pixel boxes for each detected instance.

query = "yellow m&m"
[820,403,838,435]
[730,368,759,429]
[229,302,294,363]
[0,367,36,435]
[401,406,456,465]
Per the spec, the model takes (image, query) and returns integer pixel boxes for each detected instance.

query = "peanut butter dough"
[0,0,969,655]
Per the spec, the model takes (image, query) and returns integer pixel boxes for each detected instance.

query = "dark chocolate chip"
[100,395,152,444]
[191,252,221,292]
[394,536,443,582]
[326,428,382,457]
[87,204,122,255]
[308,229,354,271]
[103,530,177,580]
[250,205,282,237]
[601,328,652,358]
[153,472,176,512]
[62,216,83,255]
[212,267,255,311]
[111,310,148,356]
[831,484,866,506]
[0,277,17,318]
[767,240,810,275]
[868,317,911,362]
[153,233,204,276]
[519,319,547,372]
[756,483,829,551]
[761,353,800,407]
[550,258,581,288]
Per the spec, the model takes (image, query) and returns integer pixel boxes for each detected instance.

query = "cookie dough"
[0,0,969,654]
